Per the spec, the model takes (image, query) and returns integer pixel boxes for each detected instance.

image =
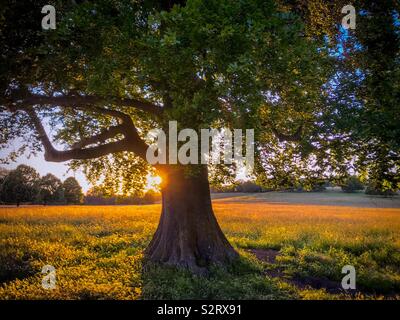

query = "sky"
[1,147,90,192]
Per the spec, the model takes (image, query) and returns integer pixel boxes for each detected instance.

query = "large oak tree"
[1,0,398,271]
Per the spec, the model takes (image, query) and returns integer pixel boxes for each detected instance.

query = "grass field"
[1,192,399,300]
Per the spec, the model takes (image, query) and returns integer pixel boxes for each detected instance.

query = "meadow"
[0,192,399,300]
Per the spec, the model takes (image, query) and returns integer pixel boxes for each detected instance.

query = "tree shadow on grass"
[139,250,295,300]
[0,253,36,284]
[247,247,400,299]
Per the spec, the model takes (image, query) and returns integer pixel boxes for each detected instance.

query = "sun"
[144,173,162,192]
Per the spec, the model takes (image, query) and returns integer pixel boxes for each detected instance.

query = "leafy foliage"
[0,165,40,205]
[37,173,63,204]
[0,0,398,193]
[341,176,364,193]
[62,177,83,204]
[1,0,339,193]
[0,165,82,205]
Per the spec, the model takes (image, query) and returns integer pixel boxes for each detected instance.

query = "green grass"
[0,198,399,300]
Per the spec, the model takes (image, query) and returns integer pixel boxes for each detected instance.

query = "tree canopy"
[37,173,63,204]
[0,165,82,205]
[62,177,83,204]
[1,0,398,193]
[0,165,40,205]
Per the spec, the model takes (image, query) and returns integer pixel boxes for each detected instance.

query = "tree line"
[211,176,396,196]
[0,165,83,206]
[85,185,160,205]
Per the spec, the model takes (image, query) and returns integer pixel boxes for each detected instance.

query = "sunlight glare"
[145,173,162,192]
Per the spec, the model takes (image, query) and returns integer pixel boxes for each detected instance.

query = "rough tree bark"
[145,165,238,273]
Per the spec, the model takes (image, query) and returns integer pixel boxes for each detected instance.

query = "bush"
[310,182,327,192]
[209,185,236,193]
[141,190,161,204]
[235,181,263,193]
[84,189,161,205]
[341,176,364,193]
[365,182,396,197]
[289,180,326,192]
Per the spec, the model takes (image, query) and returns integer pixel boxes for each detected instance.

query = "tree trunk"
[145,165,238,273]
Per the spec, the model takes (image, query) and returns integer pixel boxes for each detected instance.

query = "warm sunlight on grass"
[0,201,399,299]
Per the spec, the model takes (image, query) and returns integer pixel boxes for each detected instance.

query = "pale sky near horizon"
[0,148,90,192]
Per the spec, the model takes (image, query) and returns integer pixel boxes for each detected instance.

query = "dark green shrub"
[341,176,364,193]
[365,183,396,197]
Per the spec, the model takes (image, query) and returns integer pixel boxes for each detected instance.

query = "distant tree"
[0,167,9,179]
[0,165,40,206]
[0,169,8,204]
[84,185,116,205]
[37,173,63,204]
[142,190,161,204]
[85,184,160,205]
[300,179,327,192]
[235,181,263,193]
[365,181,396,197]
[63,177,83,204]
[209,184,236,193]
[0,167,10,203]
[341,176,364,193]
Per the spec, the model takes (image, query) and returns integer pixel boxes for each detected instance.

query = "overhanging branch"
[71,125,124,150]
[9,90,163,116]
[24,106,148,162]
[263,120,304,142]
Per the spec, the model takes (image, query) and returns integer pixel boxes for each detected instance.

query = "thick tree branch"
[9,90,162,116]
[3,88,151,162]
[263,120,304,142]
[25,107,127,162]
[71,125,124,149]
[272,125,303,142]
[24,106,148,162]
